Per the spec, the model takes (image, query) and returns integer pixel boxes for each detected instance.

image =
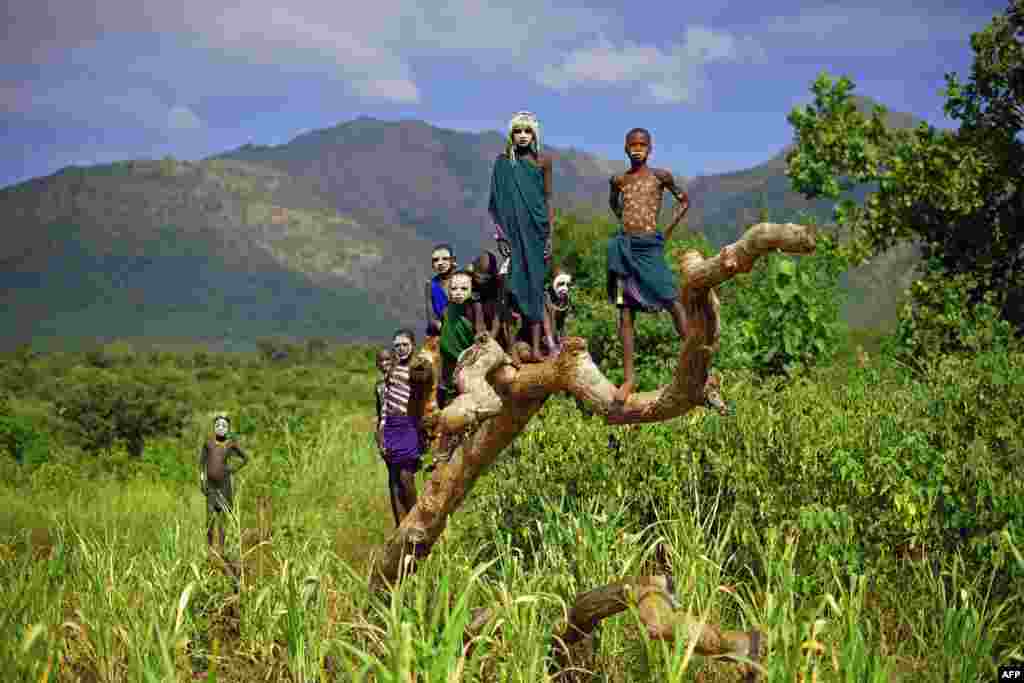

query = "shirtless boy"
[607,128,690,410]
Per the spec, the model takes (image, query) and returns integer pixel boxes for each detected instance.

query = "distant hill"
[212,117,633,262]
[1,97,933,350]
[0,158,421,351]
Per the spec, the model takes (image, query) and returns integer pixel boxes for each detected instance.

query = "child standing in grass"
[379,330,425,527]
[199,414,249,556]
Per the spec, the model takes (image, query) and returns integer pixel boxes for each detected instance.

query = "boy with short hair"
[607,127,690,412]
[424,244,457,338]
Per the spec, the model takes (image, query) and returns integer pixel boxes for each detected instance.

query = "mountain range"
[0,96,926,351]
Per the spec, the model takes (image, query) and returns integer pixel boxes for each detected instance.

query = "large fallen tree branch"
[369,222,816,590]
[462,576,762,681]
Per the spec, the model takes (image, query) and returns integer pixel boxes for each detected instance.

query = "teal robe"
[488,155,550,324]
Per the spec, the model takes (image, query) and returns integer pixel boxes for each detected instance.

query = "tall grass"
[3,342,1023,681]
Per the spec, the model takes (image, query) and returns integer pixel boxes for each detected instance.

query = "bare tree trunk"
[369,222,816,590]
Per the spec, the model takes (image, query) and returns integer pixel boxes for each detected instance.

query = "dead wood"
[369,222,816,591]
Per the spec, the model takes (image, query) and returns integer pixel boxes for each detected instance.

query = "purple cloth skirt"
[381,415,423,465]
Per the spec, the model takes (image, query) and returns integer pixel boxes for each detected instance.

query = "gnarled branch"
[369,222,816,590]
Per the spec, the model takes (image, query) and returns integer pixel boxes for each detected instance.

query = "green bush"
[457,350,1024,596]
[716,224,848,376]
[884,256,1022,367]
[55,366,192,458]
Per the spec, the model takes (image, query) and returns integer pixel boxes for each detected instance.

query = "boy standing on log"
[488,111,554,362]
[424,244,457,339]
[199,414,249,556]
[607,128,690,412]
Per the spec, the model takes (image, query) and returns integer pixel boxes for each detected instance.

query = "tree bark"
[552,575,761,680]
[369,222,816,590]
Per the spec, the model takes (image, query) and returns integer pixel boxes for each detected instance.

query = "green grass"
[2,332,1023,681]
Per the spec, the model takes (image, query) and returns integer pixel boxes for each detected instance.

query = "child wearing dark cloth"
[379,329,425,526]
[437,270,485,409]
[199,414,249,555]
[607,127,691,413]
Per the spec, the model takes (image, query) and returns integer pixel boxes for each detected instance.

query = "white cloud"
[167,105,203,130]
[537,27,763,105]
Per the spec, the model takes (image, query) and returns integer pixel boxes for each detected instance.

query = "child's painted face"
[431,248,453,276]
[376,352,393,374]
[449,274,472,304]
[553,273,572,299]
[393,335,413,361]
[512,126,535,149]
[625,132,651,163]
[213,417,230,437]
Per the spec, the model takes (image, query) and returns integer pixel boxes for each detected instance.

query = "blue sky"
[0,0,1007,189]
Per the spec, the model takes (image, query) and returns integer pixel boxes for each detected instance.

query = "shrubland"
[4,4,1024,676]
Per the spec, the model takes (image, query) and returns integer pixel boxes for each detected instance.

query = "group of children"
[368,112,694,526]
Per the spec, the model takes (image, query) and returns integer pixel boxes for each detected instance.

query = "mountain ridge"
[1,95,930,350]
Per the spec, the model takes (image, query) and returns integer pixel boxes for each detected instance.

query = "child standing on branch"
[424,244,457,339]
[607,128,691,413]
[488,111,555,363]
[438,271,485,409]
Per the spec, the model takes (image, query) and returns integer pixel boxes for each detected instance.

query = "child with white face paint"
[199,414,249,555]
[437,271,485,409]
[424,244,457,338]
[543,268,574,354]
[379,329,425,526]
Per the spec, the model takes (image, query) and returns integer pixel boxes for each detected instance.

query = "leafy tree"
[785,1,1023,352]
[55,366,191,457]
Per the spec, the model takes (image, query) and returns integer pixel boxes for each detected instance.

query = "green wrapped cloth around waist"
[606,231,679,308]
[440,303,475,361]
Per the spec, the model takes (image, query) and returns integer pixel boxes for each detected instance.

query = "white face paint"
[213,418,230,437]
[449,274,472,304]
[512,126,534,149]
[431,249,453,276]
[393,335,413,361]
[553,274,572,298]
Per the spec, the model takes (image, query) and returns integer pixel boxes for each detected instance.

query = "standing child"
[199,414,249,556]
[424,244,457,338]
[488,111,555,362]
[438,270,485,409]
[607,127,690,412]
[543,267,574,355]
[380,330,425,527]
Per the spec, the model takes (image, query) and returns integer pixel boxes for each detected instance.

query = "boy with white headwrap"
[488,111,555,362]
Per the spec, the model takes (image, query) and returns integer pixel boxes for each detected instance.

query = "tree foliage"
[55,366,192,457]
[785,0,1024,351]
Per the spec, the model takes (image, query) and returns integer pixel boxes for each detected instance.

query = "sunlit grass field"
[2,332,1022,682]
